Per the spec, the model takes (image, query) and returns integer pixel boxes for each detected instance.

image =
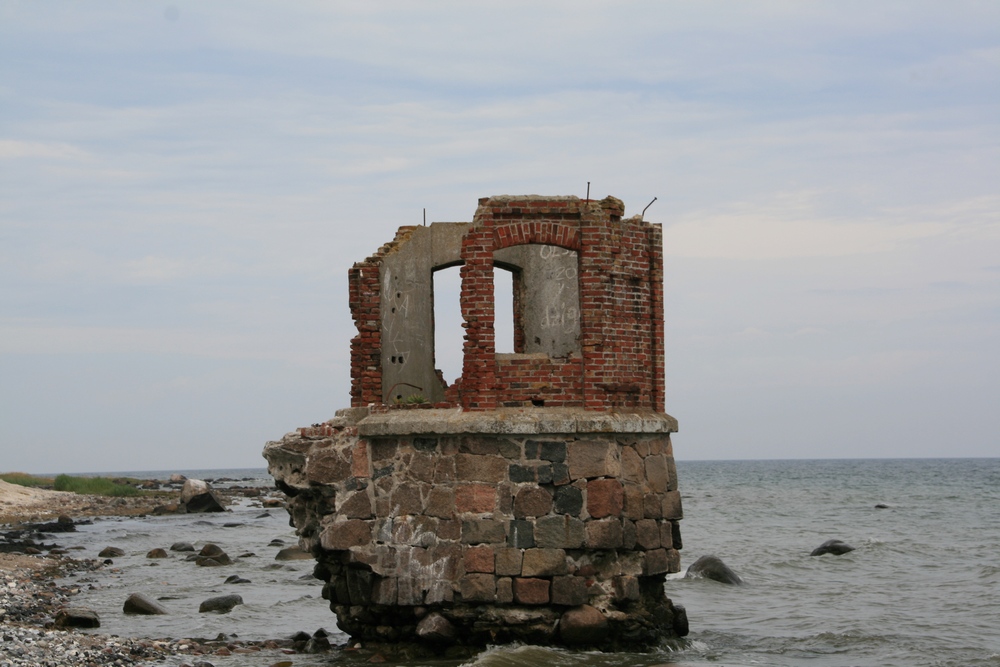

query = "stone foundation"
[264,407,687,650]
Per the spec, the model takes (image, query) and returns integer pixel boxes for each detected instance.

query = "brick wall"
[348,195,666,413]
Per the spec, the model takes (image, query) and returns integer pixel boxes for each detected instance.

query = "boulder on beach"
[98,546,125,558]
[146,548,169,559]
[180,479,226,513]
[123,592,169,615]
[54,607,101,628]
[199,594,243,613]
[810,539,855,556]
[685,554,744,585]
[169,473,187,483]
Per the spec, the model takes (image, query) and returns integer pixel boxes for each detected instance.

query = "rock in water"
[98,546,125,558]
[810,539,855,556]
[146,548,169,559]
[123,592,169,615]
[170,541,195,552]
[559,605,609,646]
[198,594,243,613]
[686,554,744,585]
[416,612,456,643]
[274,546,312,561]
[181,479,226,513]
[54,608,101,628]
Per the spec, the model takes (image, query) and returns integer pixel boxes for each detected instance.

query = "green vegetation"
[0,472,54,488]
[1,471,145,497]
[53,474,144,497]
[404,393,428,404]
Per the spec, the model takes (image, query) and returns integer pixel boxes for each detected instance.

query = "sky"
[1,2,998,473]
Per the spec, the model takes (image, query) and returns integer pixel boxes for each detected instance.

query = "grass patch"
[53,474,144,497]
[0,472,55,488]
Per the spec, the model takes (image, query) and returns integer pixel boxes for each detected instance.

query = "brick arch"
[490,220,581,254]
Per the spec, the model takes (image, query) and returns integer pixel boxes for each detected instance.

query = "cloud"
[0,139,87,160]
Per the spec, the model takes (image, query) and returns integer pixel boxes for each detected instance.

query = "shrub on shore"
[0,472,55,488]
[54,474,144,497]
[2,471,144,497]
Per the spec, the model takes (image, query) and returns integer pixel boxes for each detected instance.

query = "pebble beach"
[0,478,315,667]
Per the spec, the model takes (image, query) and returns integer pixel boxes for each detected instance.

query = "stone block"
[521,548,568,576]
[371,575,397,605]
[462,519,505,544]
[305,449,351,484]
[339,489,373,519]
[425,580,453,604]
[507,519,535,548]
[407,452,436,483]
[623,484,644,520]
[643,548,670,575]
[351,440,370,478]
[535,515,585,549]
[587,479,623,519]
[659,520,673,549]
[635,519,660,550]
[425,486,456,518]
[513,577,550,605]
[397,575,424,606]
[662,490,683,519]
[622,519,637,549]
[643,492,663,519]
[495,548,523,576]
[433,457,456,483]
[551,575,589,606]
[620,446,644,483]
[644,455,670,493]
[460,435,500,455]
[456,453,507,483]
[553,485,583,516]
[612,575,640,601]
[321,520,372,550]
[585,519,623,549]
[551,463,571,485]
[539,440,567,462]
[666,548,681,574]
[567,440,620,480]
[346,568,373,605]
[508,464,535,483]
[496,577,514,604]
[514,486,553,518]
[460,573,496,602]
[438,519,461,541]
[391,482,423,515]
[464,545,495,573]
[455,484,497,514]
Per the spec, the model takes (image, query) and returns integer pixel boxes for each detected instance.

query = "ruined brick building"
[264,195,686,652]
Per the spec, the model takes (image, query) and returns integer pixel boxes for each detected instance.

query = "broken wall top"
[349,195,666,413]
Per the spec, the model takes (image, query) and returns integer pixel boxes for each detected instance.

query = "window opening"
[432,265,463,386]
[494,266,515,354]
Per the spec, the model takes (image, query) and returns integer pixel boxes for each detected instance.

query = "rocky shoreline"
[0,479,343,667]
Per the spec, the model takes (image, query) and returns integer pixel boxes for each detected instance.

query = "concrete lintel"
[356,408,678,437]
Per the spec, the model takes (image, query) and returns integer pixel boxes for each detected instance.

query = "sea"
[42,458,1000,667]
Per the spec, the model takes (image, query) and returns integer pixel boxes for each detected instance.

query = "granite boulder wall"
[263,406,688,651]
